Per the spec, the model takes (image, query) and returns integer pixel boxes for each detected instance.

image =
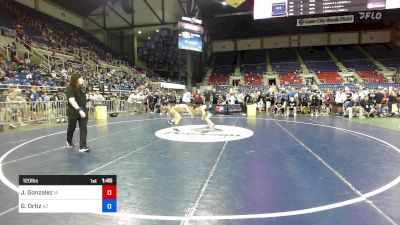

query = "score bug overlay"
[19,175,117,213]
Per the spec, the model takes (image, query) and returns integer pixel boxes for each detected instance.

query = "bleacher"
[365,44,400,69]
[299,47,339,72]
[209,52,236,85]
[209,73,230,85]
[0,0,129,66]
[317,72,342,84]
[241,50,266,65]
[241,64,266,74]
[331,45,379,71]
[240,50,266,73]
[214,51,237,67]
[279,73,302,85]
[379,58,400,69]
[244,74,263,85]
[269,48,301,73]
[318,83,358,92]
[138,28,178,71]
[215,85,230,93]
[239,85,266,92]
[282,84,306,90]
[206,44,398,89]
[365,82,400,89]
[0,7,16,29]
[306,61,339,72]
[357,71,387,83]
[239,50,265,85]
[344,83,358,91]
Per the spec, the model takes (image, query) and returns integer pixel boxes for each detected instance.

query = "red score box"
[102,185,117,199]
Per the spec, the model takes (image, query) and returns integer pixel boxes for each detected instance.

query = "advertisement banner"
[297,15,354,27]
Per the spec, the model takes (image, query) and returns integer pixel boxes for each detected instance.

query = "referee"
[66,73,90,152]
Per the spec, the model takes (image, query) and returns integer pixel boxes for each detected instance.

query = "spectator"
[0,89,8,123]
[193,89,202,105]
[6,88,27,128]
[93,90,105,101]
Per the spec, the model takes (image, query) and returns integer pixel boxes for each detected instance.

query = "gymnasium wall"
[236,38,262,51]
[212,30,393,52]
[360,30,391,44]
[330,32,359,45]
[299,33,329,46]
[212,40,235,52]
[262,36,290,49]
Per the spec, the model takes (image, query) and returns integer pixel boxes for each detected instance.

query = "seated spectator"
[360,95,374,118]
[378,90,390,117]
[93,90,105,101]
[6,88,27,128]
[343,88,354,118]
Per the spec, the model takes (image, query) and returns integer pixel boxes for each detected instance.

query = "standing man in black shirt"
[66,73,90,152]
[204,90,211,105]
[212,90,218,105]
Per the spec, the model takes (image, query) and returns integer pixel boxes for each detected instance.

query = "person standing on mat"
[66,73,90,152]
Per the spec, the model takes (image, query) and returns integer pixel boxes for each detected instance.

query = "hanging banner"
[297,15,354,27]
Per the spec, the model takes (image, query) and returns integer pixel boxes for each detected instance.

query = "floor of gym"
[1,114,400,225]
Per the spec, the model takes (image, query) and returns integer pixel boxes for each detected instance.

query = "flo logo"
[359,11,382,20]
[155,125,254,143]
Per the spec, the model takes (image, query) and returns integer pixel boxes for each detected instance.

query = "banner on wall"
[214,104,243,114]
[297,15,354,27]
[160,82,185,90]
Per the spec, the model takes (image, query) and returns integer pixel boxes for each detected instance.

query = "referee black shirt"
[66,86,87,115]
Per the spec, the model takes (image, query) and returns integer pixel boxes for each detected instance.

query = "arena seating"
[0,5,16,28]
[365,44,400,69]
[214,51,237,66]
[0,0,128,66]
[241,50,266,65]
[306,61,339,72]
[238,85,266,92]
[365,82,400,89]
[330,45,379,71]
[138,28,178,71]
[209,73,229,85]
[208,52,236,85]
[299,47,339,72]
[279,73,302,84]
[318,83,358,92]
[269,48,301,73]
[282,84,305,89]
[357,71,387,83]
[317,72,342,84]
[244,74,263,85]
[344,83,358,91]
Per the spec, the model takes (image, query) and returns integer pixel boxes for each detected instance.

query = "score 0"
[102,184,117,213]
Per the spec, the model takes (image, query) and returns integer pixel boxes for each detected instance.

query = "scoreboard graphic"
[19,175,117,213]
[254,0,400,20]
